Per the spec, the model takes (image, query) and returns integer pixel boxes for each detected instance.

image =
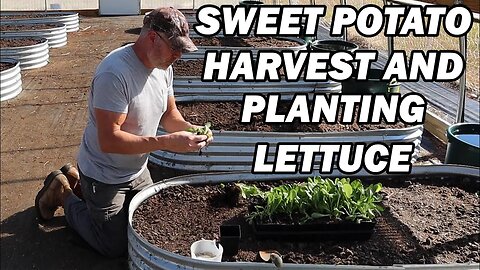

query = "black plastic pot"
[220,224,241,256]
[342,68,401,94]
[310,40,359,71]
[310,39,358,53]
[239,0,264,5]
[445,123,480,167]
[252,220,376,241]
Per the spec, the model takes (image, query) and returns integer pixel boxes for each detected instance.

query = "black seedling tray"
[252,220,376,241]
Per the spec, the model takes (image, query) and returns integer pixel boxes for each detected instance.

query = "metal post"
[455,0,467,123]
[383,0,394,55]
[341,0,347,41]
[456,31,467,123]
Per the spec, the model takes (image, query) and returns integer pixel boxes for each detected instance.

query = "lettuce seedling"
[186,122,212,139]
[239,177,384,224]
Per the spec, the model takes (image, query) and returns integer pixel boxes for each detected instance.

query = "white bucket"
[190,239,223,262]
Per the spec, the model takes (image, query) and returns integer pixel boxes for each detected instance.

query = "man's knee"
[95,214,128,258]
[100,231,128,258]
[103,243,127,258]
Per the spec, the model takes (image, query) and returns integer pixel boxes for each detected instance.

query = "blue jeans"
[64,167,153,258]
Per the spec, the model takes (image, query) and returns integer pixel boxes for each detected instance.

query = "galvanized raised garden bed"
[128,165,480,270]
[0,12,79,32]
[150,95,423,172]
[0,37,49,70]
[0,58,22,101]
[0,23,67,48]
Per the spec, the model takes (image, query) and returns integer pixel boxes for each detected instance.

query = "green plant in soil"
[237,177,384,224]
[186,122,212,138]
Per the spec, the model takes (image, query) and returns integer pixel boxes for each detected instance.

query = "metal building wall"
[141,0,238,9]
[0,0,98,11]
[0,0,238,11]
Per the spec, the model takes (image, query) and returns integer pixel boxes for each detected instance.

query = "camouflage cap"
[143,7,197,53]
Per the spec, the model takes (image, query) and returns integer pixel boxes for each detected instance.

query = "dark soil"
[192,36,302,47]
[132,176,480,265]
[173,60,204,77]
[0,37,44,47]
[177,101,409,132]
[0,24,60,31]
[175,36,302,77]
[174,59,286,77]
[0,62,15,72]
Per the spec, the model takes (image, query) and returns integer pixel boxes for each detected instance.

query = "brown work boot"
[35,170,72,221]
[60,163,83,200]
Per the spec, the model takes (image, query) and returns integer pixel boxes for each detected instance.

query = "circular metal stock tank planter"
[0,23,67,48]
[0,37,49,70]
[0,58,22,101]
[0,12,79,32]
[150,95,424,172]
[445,123,480,167]
[128,165,480,270]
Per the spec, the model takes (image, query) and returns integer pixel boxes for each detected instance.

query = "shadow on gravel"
[1,207,128,270]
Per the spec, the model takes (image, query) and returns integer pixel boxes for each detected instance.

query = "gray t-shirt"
[77,44,173,184]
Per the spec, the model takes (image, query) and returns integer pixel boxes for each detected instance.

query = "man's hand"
[204,128,213,144]
[162,131,209,153]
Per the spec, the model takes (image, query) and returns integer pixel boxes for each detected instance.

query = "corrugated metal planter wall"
[0,58,22,101]
[0,12,79,32]
[173,79,342,101]
[0,23,67,48]
[150,124,424,172]
[128,165,480,270]
[0,37,49,70]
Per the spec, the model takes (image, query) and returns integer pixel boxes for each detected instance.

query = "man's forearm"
[99,129,166,154]
[160,108,192,133]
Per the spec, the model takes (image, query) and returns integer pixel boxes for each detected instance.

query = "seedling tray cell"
[252,220,376,241]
